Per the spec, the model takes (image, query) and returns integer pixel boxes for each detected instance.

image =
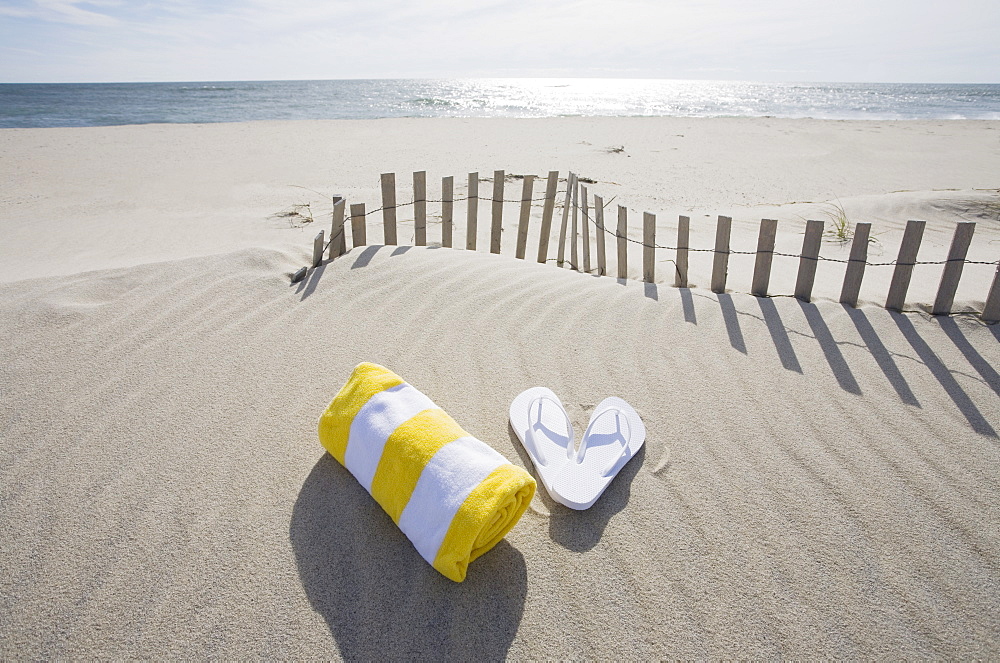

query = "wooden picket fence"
[298,169,1000,323]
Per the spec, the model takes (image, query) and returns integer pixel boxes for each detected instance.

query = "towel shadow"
[290,454,528,660]
[506,423,645,553]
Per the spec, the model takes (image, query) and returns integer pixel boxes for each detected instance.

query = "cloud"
[0,0,121,26]
[1,0,999,82]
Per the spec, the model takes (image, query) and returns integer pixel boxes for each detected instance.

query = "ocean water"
[1,79,999,128]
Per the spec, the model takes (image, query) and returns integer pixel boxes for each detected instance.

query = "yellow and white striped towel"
[318,362,536,582]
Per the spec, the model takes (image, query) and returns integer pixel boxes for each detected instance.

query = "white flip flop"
[510,389,645,510]
[509,387,577,507]
[560,396,646,510]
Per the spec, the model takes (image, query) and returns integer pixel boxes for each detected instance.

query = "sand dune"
[1,118,999,657]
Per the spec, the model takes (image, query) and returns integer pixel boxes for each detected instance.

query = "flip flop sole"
[509,387,575,505]
[557,397,645,509]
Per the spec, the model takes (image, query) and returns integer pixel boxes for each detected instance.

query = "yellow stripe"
[369,409,468,523]
[433,464,536,582]
[317,363,405,465]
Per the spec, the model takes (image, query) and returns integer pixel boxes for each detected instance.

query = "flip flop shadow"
[508,424,646,553]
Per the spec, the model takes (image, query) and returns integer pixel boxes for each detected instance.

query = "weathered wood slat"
[413,170,427,246]
[594,195,607,276]
[617,205,628,280]
[751,219,778,297]
[466,172,479,251]
[794,219,824,301]
[570,179,580,270]
[932,222,976,315]
[350,203,367,247]
[886,220,926,311]
[490,169,504,254]
[839,222,871,307]
[515,175,534,259]
[441,176,454,248]
[643,212,655,283]
[581,185,591,272]
[711,215,732,294]
[380,172,397,245]
[537,171,559,263]
[557,172,574,267]
[329,196,346,259]
[983,264,1000,323]
[675,215,689,288]
[312,229,325,268]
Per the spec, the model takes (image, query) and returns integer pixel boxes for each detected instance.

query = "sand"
[1,117,998,658]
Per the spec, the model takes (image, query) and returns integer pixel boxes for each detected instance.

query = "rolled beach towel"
[318,362,536,582]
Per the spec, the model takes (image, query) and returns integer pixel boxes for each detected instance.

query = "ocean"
[1,79,999,128]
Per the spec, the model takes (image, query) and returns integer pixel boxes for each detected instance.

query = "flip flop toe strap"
[525,394,575,466]
[576,406,633,477]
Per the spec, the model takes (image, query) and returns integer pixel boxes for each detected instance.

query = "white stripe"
[397,436,507,564]
[344,383,438,493]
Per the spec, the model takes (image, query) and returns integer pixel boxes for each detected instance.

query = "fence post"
[643,212,655,283]
[441,176,454,248]
[537,170,558,263]
[516,175,534,259]
[466,172,479,251]
[751,219,778,297]
[886,220,926,311]
[932,222,976,316]
[413,170,427,246]
[329,196,346,259]
[794,219,824,302]
[490,170,504,254]
[312,229,325,268]
[350,203,367,247]
[617,206,628,280]
[675,215,689,288]
[839,222,871,307]
[594,195,607,276]
[557,172,574,267]
[711,215,732,294]
[581,185,591,272]
[983,264,1000,323]
[570,179,580,270]
[380,172,397,245]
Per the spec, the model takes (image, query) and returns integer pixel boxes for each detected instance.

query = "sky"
[0,0,998,84]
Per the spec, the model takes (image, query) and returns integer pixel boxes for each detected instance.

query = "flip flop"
[510,390,646,510]
[560,396,646,510]
[509,387,576,507]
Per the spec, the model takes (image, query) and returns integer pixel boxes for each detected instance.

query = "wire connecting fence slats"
[297,168,999,322]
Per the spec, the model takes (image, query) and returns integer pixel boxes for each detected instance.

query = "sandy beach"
[1,117,999,657]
